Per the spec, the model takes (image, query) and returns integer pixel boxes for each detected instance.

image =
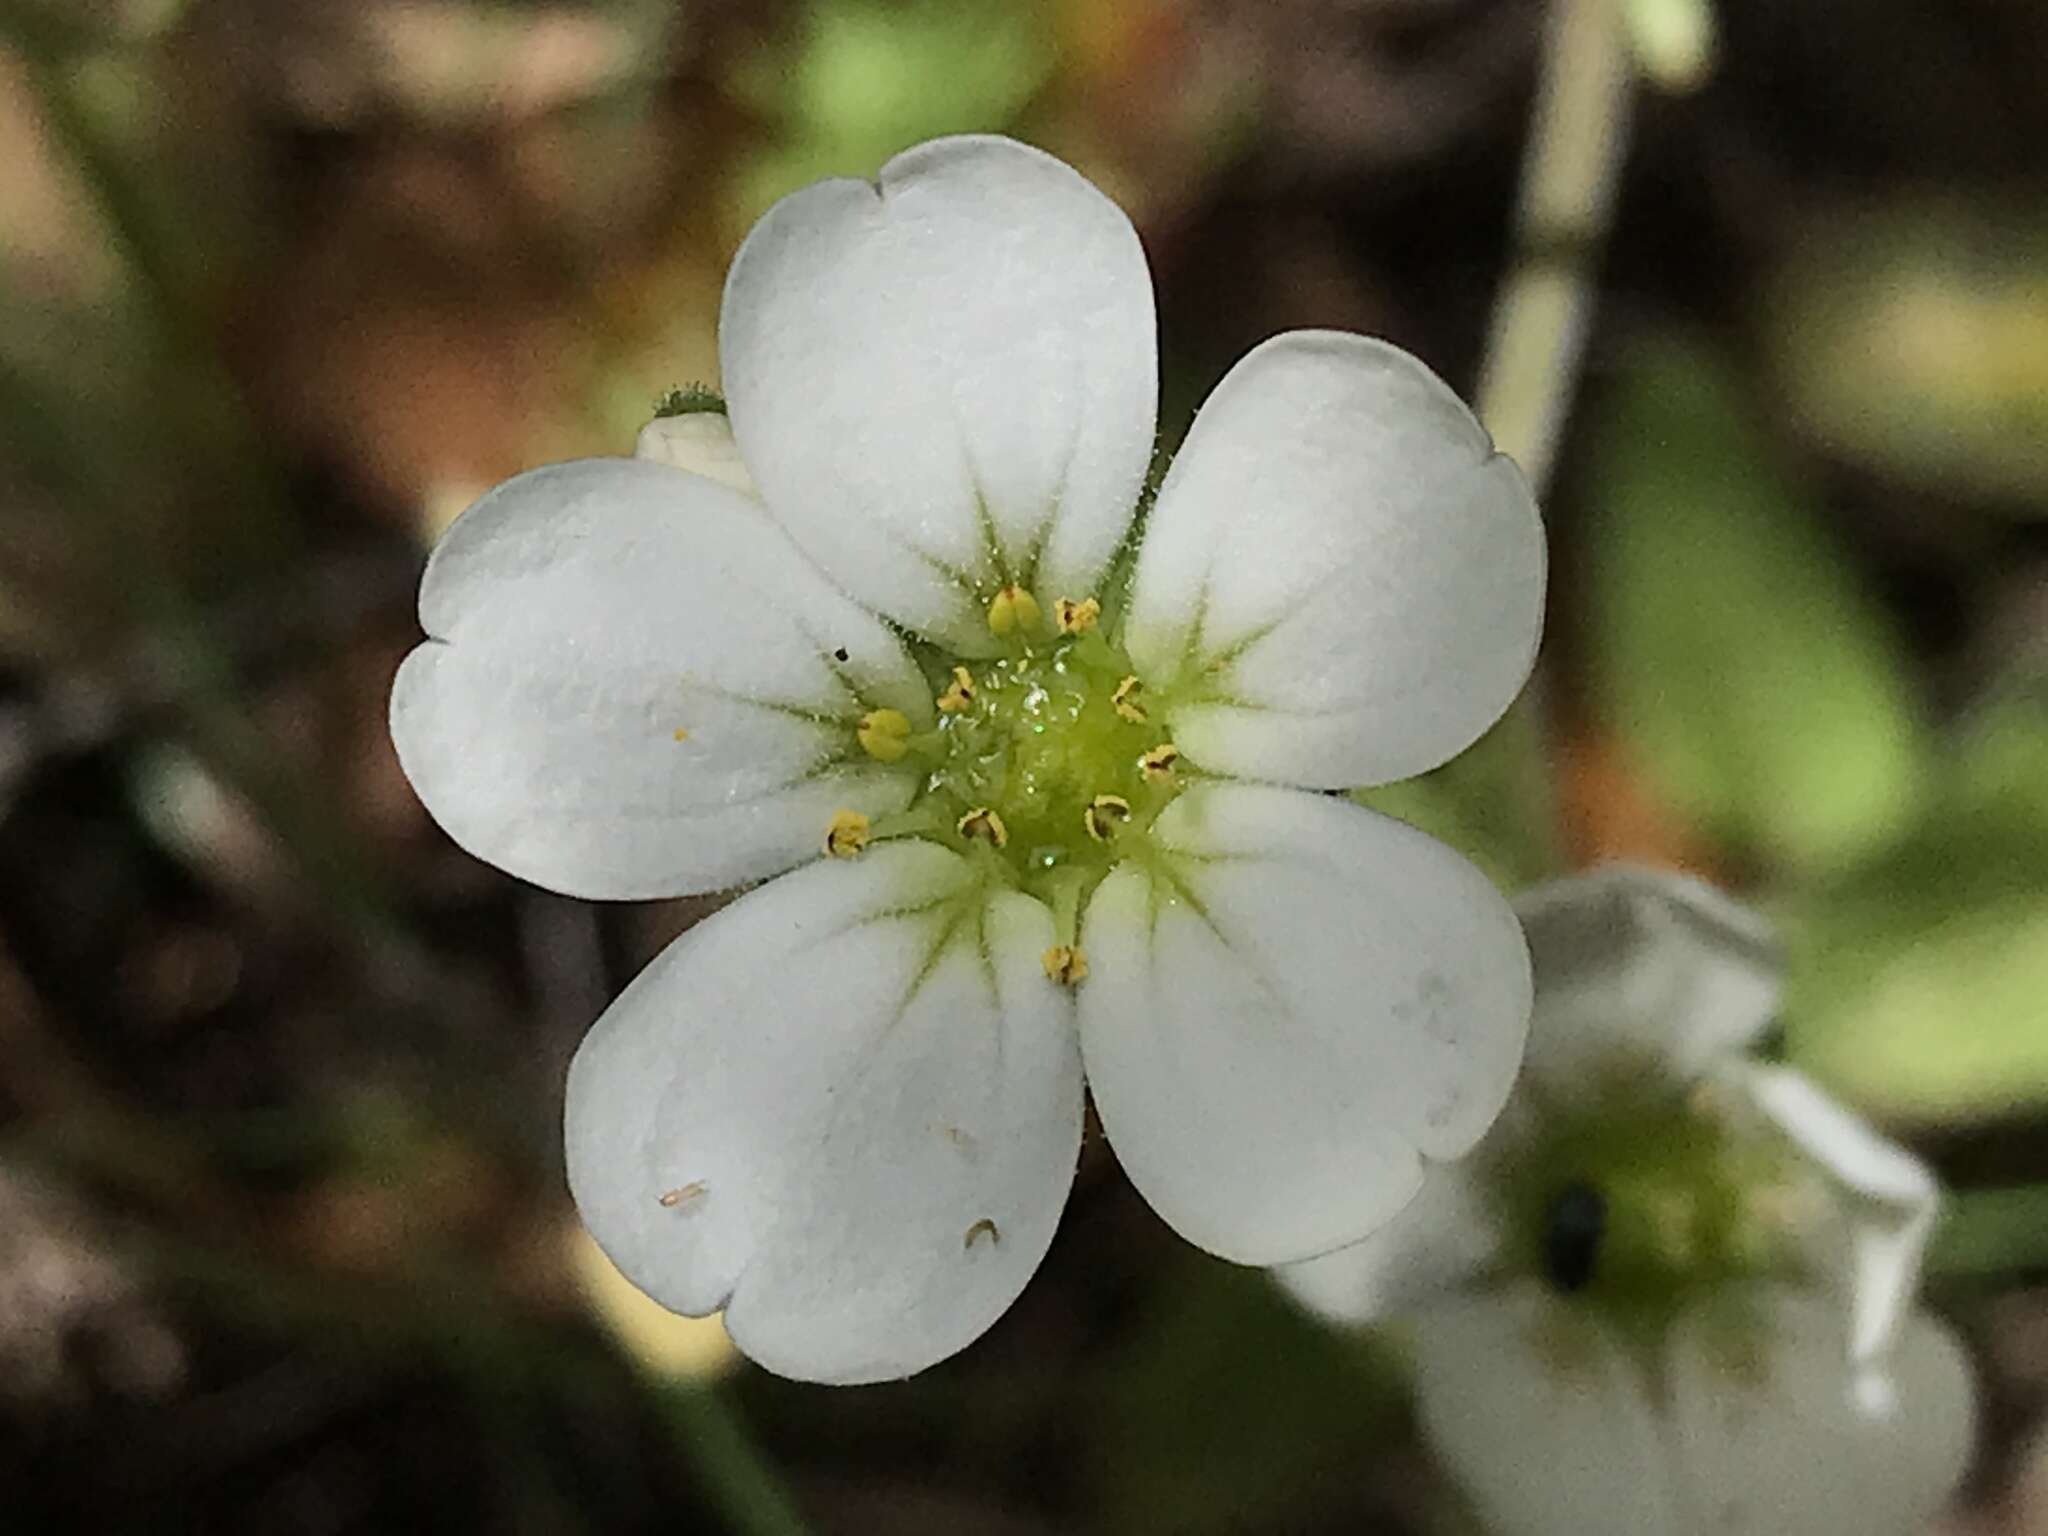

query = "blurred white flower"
[390,135,1546,1383]
[1276,865,1975,1536]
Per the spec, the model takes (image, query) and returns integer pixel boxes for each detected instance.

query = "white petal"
[721,135,1157,653]
[1666,1285,1974,1536]
[1125,331,1545,789]
[1270,1162,1499,1325]
[1733,1063,1940,1386]
[1512,864,1781,1095]
[564,840,1083,1384]
[1077,783,1531,1265]
[1408,1284,1683,1536]
[391,458,931,900]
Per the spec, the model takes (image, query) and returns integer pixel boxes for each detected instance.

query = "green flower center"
[921,613,1179,893]
[838,587,1187,979]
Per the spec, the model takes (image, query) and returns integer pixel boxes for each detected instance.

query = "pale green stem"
[1475,0,1635,497]
[662,1385,814,1536]
[1458,0,1638,863]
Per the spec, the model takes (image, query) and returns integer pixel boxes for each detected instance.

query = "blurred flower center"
[1486,1052,1800,1335]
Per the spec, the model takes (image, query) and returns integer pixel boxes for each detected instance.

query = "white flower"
[1276,865,1975,1536]
[390,135,1546,1383]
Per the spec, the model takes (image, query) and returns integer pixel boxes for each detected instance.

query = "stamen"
[857,707,913,762]
[824,808,871,858]
[1054,596,1101,635]
[957,806,1009,848]
[1084,794,1132,842]
[937,665,977,713]
[1138,742,1180,781]
[1041,945,1088,985]
[671,726,691,742]
[1112,675,1147,723]
[987,584,1042,637]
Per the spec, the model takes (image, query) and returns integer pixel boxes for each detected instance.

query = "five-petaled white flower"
[1276,865,1975,1536]
[390,135,1546,1383]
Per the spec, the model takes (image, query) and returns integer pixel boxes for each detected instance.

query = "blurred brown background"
[5,1,2048,1531]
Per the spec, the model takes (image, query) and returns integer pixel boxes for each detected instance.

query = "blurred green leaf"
[1355,697,1562,892]
[1953,684,2048,827]
[1087,1259,1406,1535]
[1585,335,1931,873]
[1784,835,2048,1123]
[1766,198,2048,512]
[730,0,1052,224]
[1783,694,2048,1121]
[1927,1185,2048,1278]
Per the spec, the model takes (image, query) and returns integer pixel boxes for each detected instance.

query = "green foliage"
[1584,336,1931,874]
[1783,692,2048,1121]
[729,0,1053,223]
[1767,198,2048,512]
[1087,1260,1408,1535]
[1355,698,1562,892]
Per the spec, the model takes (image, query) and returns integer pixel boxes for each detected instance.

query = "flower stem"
[661,1385,814,1536]
[1475,0,1635,496]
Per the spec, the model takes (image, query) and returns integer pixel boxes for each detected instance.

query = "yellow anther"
[986,584,1042,637]
[1112,675,1147,723]
[1041,945,1088,985]
[937,665,976,713]
[857,707,913,762]
[824,808,871,858]
[1054,596,1101,635]
[1139,742,1180,782]
[1084,794,1132,842]
[957,806,1009,848]
[671,726,691,742]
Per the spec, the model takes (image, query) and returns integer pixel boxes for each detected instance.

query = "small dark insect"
[1541,1180,1606,1294]
[832,647,850,662]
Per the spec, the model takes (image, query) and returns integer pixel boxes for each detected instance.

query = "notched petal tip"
[1128,329,1547,790]
[390,456,931,901]
[567,844,1085,1384]
[720,133,1158,649]
[1078,785,1532,1267]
